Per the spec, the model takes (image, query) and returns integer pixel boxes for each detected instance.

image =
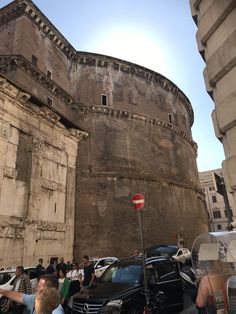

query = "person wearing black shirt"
[80,256,95,293]
[56,258,67,277]
[36,258,45,277]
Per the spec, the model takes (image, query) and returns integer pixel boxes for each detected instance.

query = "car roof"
[91,257,117,260]
[117,256,169,266]
[90,257,118,264]
[0,267,35,274]
[146,244,178,251]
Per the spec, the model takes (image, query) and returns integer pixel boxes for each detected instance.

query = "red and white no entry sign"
[132,194,145,210]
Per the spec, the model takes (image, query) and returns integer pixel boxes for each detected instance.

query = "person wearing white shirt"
[66,262,81,298]
[66,263,81,281]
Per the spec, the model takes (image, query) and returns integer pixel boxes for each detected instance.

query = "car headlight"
[106,300,123,308]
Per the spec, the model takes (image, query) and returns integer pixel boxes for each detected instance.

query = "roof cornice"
[0,54,75,105]
[0,0,77,60]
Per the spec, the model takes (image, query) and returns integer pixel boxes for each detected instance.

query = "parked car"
[92,257,118,278]
[68,256,184,313]
[172,248,191,264]
[79,257,118,280]
[145,244,178,258]
[0,267,38,312]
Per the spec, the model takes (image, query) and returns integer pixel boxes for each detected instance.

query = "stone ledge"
[0,1,76,61]
[0,55,74,105]
[207,28,236,87]
[0,226,24,239]
[0,216,66,235]
[41,180,63,192]
[77,105,197,151]
[78,172,202,195]
[76,52,194,126]
[196,0,236,46]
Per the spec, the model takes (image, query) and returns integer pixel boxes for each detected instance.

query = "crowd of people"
[0,253,231,313]
[0,255,95,314]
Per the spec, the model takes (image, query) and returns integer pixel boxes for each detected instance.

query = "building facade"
[0,74,86,267]
[190,0,236,211]
[199,169,235,231]
[74,52,208,257]
[0,0,208,264]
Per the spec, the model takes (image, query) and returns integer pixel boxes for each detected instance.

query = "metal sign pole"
[138,210,149,308]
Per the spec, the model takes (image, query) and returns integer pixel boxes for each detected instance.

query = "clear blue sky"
[1,0,225,171]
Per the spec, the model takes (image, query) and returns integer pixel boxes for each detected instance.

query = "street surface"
[180,289,196,314]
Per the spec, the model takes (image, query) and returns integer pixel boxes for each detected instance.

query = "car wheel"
[0,297,9,313]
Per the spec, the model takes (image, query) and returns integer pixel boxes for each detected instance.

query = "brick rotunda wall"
[73,52,208,259]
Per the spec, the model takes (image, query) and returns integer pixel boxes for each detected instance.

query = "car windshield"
[102,264,142,284]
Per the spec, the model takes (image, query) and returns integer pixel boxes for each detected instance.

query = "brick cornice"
[0,0,76,60]
[75,105,197,152]
[0,2,194,127]
[0,55,74,105]
[75,51,194,127]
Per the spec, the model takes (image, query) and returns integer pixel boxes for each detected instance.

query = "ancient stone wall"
[0,1,78,128]
[73,56,208,259]
[0,75,86,267]
[0,0,208,262]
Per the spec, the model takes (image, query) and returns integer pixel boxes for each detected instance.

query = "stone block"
[212,109,223,141]
[215,90,236,133]
[206,29,236,86]
[223,156,236,191]
[197,0,236,45]
[213,66,236,104]
[207,8,236,58]
[0,176,29,217]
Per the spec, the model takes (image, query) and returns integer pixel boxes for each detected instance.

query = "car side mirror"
[96,265,102,269]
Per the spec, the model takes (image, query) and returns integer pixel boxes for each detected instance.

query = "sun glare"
[94,27,170,76]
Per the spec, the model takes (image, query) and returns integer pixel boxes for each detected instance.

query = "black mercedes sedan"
[67,256,183,314]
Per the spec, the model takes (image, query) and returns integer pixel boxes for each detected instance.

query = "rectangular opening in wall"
[168,114,173,124]
[46,69,52,79]
[32,55,38,67]
[47,97,53,107]
[101,94,108,106]
[212,195,217,203]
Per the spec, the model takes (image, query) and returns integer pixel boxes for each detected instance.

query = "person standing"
[66,261,72,272]
[46,259,56,275]
[132,250,140,257]
[56,258,67,276]
[66,262,81,297]
[0,274,64,314]
[8,266,32,314]
[35,287,60,314]
[80,256,95,293]
[36,258,45,277]
[66,262,80,282]
[58,270,70,310]
[195,262,229,313]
